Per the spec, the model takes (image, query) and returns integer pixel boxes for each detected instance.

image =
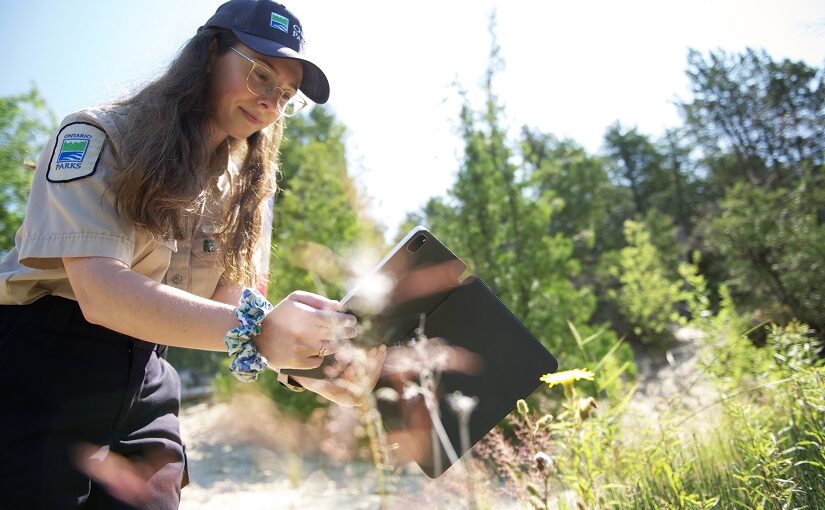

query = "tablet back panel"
[377,276,558,478]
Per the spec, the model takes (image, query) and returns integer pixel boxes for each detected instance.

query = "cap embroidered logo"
[270,12,289,32]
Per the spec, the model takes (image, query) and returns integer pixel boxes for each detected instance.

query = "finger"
[289,291,339,311]
[294,376,359,408]
[318,325,359,341]
[369,345,388,375]
[358,345,387,400]
[290,375,330,393]
[72,443,151,507]
[314,309,357,329]
[301,339,338,359]
[280,356,324,370]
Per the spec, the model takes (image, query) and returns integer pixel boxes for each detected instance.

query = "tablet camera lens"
[408,234,428,253]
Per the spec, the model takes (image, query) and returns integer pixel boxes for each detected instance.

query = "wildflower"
[540,369,594,388]
[517,399,529,418]
[533,451,554,472]
[374,387,399,403]
[577,397,598,420]
[535,414,553,430]
[401,384,422,401]
[540,369,594,399]
[447,391,479,417]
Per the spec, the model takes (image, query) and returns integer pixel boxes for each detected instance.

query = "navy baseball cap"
[202,0,330,104]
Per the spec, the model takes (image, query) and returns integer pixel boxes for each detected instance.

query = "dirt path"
[624,327,720,428]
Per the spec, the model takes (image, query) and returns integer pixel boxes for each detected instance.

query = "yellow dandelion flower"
[540,369,594,388]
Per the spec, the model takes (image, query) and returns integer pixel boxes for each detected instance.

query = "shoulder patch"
[46,122,106,183]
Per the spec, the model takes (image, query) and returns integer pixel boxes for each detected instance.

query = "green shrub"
[608,220,687,342]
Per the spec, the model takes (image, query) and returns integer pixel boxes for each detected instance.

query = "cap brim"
[232,29,330,104]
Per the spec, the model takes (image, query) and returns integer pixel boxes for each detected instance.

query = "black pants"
[0,296,187,510]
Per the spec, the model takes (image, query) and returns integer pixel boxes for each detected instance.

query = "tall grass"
[476,300,825,509]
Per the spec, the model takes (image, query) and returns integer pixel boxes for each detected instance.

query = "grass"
[471,314,825,510]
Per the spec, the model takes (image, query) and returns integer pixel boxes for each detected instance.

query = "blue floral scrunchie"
[225,288,273,382]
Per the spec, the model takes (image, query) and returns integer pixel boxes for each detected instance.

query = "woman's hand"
[254,291,358,370]
[291,345,387,407]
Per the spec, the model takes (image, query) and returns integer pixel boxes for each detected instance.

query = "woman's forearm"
[64,256,235,351]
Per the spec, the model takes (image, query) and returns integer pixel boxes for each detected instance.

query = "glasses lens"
[246,64,277,96]
[242,56,308,117]
[281,95,308,117]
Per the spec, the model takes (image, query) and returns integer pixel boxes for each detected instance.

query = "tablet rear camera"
[408,234,428,253]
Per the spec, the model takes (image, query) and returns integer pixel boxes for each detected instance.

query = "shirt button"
[203,239,216,253]
[170,273,183,284]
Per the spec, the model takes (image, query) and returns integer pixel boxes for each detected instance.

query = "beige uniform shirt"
[0,106,245,304]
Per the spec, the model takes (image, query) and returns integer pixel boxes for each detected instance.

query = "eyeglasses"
[230,46,308,117]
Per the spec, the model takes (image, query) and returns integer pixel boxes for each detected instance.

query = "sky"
[1,1,823,240]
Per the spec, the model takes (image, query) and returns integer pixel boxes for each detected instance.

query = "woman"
[0,1,375,508]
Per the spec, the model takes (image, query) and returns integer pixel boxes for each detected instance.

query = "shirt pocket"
[189,232,223,298]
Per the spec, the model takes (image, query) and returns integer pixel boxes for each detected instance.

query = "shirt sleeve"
[15,115,136,270]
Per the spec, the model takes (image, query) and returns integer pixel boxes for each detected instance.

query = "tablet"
[376,275,559,478]
[281,227,558,479]
[281,226,466,376]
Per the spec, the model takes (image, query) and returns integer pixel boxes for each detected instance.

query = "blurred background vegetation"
[1,28,822,507]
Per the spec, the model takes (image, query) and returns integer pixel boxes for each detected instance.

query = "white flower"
[374,387,400,403]
[447,391,479,417]
[534,451,554,471]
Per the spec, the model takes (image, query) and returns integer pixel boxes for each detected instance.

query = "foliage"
[681,48,825,190]
[608,220,686,341]
[676,251,711,325]
[520,131,625,259]
[0,87,55,254]
[681,48,825,338]
[269,106,384,303]
[708,180,825,334]
[610,317,825,509]
[603,123,665,217]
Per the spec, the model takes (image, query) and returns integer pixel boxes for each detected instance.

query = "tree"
[681,48,825,190]
[710,181,825,335]
[608,220,686,341]
[270,106,383,302]
[682,49,825,335]
[603,123,665,217]
[521,130,629,259]
[655,128,705,245]
[419,17,601,362]
[0,88,55,253]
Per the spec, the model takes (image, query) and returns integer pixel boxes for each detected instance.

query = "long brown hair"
[110,28,282,287]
